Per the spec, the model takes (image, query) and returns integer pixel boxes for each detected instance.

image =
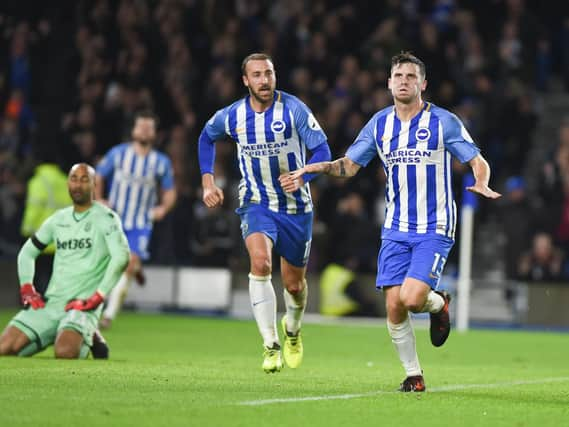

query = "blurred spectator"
[1,0,568,274]
[20,157,71,293]
[536,120,569,234]
[0,117,20,155]
[497,176,536,279]
[0,159,26,255]
[517,232,565,281]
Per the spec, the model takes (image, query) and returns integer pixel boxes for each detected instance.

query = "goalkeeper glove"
[65,291,104,312]
[20,283,46,309]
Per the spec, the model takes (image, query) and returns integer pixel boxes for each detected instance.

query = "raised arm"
[466,154,501,199]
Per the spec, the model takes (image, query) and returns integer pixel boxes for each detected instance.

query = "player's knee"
[54,343,80,359]
[250,256,271,276]
[283,279,304,294]
[400,294,424,313]
[0,340,17,356]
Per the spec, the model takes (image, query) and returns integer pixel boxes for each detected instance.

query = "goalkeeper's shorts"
[9,302,99,350]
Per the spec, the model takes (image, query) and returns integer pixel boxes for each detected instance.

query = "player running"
[198,53,331,372]
[282,52,501,390]
[96,111,176,329]
[0,163,129,359]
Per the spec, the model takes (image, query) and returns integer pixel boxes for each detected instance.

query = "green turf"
[0,310,568,427]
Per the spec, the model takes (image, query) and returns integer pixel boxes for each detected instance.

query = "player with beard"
[198,53,331,373]
[282,52,501,391]
[0,164,129,359]
[95,111,176,329]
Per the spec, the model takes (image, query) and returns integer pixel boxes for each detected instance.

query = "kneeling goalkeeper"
[0,163,129,359]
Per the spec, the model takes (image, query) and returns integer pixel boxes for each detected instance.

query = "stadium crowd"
[1,0,569,282]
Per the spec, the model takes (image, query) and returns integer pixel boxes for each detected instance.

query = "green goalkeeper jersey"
[18,202,130,306]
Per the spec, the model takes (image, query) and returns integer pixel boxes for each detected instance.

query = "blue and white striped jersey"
[96,143,174,231]
[203,90,327,214]
[346,102,480,240]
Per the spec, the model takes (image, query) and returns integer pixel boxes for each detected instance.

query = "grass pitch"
[0,311,568,427]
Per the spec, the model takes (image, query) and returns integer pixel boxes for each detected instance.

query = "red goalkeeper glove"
[65,291,104,312]
[20,283,46,309]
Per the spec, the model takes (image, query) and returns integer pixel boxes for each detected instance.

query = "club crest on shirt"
[84,222,91,232]
[271,120,286,134]
[415,127,431,141]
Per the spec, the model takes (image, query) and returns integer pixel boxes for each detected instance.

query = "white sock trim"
[248,273,271,281]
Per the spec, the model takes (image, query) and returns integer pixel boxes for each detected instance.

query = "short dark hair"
[241,53,273,75]
[391,52,426,79]
[133,110,159,126]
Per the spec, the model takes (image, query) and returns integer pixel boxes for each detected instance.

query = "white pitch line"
[237,377,569,406]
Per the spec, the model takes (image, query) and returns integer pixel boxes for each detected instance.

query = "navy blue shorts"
[376,234,454,289]
[237,204,313,267]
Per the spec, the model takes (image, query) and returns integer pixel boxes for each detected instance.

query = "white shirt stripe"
[123,153,146,229]
[115,146,134,218]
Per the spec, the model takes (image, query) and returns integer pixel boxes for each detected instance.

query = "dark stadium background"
[1,0,569,324]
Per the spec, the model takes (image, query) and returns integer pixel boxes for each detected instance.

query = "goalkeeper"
[0,163,129,359]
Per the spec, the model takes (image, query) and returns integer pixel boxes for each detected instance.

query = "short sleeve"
[291,98,327,150]
[204,108,230,141]
[346,117,379,167]
[96,146,119,178]
[159,155,175,190]
[441,112,480,163]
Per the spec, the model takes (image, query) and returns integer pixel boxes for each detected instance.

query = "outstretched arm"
[279,156,361,192]
[466,154,501,199]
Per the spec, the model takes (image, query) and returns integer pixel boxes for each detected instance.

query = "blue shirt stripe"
[407,114,421,149]
[283,103,292,140]
[428,113,439,150]
[374,113,387,151]
[390,115,401,152]
[228,106,238,140]
[251,157,269,207]
[245,101,256,144]
[391,164,400,227]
